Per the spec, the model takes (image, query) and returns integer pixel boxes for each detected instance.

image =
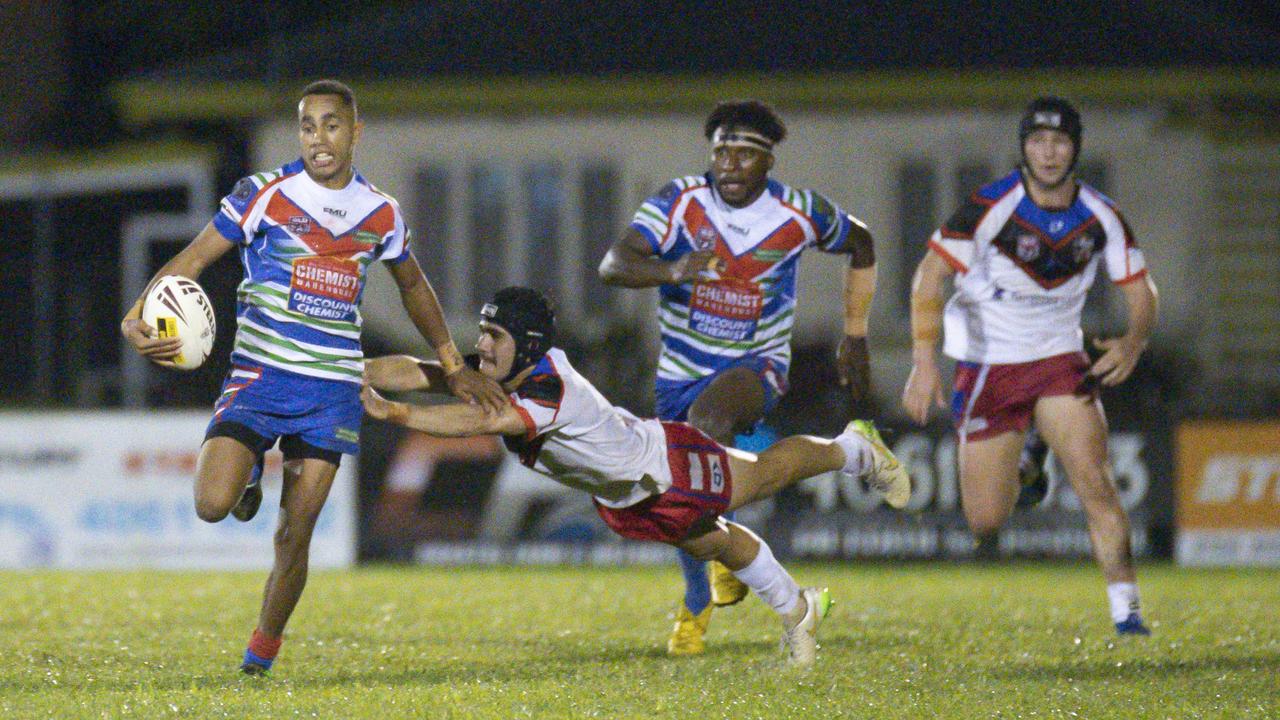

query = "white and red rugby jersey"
[929,170,1147,364]
[503,348,674,509]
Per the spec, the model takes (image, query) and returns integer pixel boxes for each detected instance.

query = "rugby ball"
[141,275,216,371]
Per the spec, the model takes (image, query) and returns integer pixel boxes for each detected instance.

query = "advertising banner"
[0,412,355,569]
[1175,420,1280,566]
[368,421,1168,563]
[757,425,1160,560]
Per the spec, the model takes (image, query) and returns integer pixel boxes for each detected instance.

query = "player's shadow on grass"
[985,650,1280,682]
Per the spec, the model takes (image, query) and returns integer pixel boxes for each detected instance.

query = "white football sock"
[834,429,873,477]
[732,538,801,617]
[1106,582,1141,623]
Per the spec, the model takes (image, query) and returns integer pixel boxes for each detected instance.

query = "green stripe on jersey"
[660,352,704,378]
[637,205,667,227]
[234,337,362,378]
[238,324,361,362]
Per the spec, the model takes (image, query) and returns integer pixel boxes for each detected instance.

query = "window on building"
[897,161,938,311]
[467,163,510,310]
[411,167,452,311]
[580,162,621,317]
[524,161,564,308]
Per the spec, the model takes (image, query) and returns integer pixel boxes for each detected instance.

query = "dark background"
[4,1,1278,152]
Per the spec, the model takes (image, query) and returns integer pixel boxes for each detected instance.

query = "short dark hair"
[300,79,357,116]
[703,100,786,145]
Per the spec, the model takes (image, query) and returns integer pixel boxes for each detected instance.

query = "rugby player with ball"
[121,79,505,675]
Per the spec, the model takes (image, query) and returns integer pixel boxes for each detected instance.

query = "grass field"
[2,562,1277,719]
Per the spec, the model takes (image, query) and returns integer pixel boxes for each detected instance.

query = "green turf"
[1,562,1276,719]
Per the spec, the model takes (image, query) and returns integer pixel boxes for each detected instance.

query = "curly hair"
[703,100,786,145]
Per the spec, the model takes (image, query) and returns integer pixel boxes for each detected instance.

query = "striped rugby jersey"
[211,159,411,382]
[630,174,857,384]
[929,169,1147,364]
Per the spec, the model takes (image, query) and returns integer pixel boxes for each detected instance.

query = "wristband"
[437,341,465,376]
[843,267,876,337]
[910,296,944,344]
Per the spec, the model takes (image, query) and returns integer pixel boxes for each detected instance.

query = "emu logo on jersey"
[288,216,311,235]
[693,226,721,251]
[1016,234,1041,262]
[1072,236,1094,263]
[323,207,347,218]
[1049,219,1065,233]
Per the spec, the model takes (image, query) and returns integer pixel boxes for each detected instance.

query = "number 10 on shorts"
[687,453,725,494]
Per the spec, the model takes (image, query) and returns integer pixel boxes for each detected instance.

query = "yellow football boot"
[666,604,713,656]
[710,560,749,607]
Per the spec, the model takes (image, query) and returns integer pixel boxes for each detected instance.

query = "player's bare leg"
[727,421,910,511]
[956,430,1025,546]
[668,366,765,654]
[1034,395,1148,634]
[687,366,765,445]
[193,437,259,522]
[242,457,338,673]
[679,520,831,667]
[726,436,845,509]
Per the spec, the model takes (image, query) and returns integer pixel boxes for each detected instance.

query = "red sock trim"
[248,628,283,660]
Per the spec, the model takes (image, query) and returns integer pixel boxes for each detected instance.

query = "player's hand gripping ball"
[141,275,216,370]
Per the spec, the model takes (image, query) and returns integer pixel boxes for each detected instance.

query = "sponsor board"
[1176,420,1280,566]
[764,428,1155,560]
[369,423,1162,563]
[0,412,355,569]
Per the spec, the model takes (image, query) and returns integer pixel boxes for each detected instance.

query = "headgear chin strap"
[711,126,775,153]
[480,287,556,383]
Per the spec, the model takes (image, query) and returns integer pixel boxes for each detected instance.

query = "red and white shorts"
[950,351,1093,442]
[593,422,734,544]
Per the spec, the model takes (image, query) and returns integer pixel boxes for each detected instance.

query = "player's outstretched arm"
[598,228,724,288]
[1091,273,1159,386]
[363,355,451,393]
[386,254,507,413]
[120,221,234,360]
[361,385,526,438]
[901,250,954,424]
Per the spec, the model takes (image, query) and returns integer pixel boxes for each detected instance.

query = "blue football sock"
[242,648,274,671]
[247,456,264,488]
[677,549,711,614]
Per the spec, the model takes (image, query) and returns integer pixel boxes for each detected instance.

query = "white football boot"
[781,587,833,667]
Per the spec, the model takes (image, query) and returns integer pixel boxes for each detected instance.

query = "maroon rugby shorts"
[951,351,1093,441]
[593,422,733,543]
